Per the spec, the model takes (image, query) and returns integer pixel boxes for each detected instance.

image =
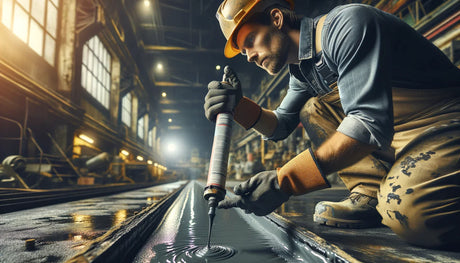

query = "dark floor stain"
[391,185,401,192]
[386,193,401,205]
[400,151,435,176]
[405,188,414,194]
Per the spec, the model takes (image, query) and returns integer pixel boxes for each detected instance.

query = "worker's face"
[235,22,290,75]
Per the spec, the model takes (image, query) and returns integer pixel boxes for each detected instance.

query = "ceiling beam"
[158,3,189,13]
[155,81,205,88]
[144,45,221,53]
[140,24,208,33]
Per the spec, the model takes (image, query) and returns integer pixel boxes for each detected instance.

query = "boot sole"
[314,214,381,229]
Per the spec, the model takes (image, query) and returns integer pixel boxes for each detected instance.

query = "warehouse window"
[148,129,153,147]
[1,0,59,66]
[137,114,147,139]
[81,36,111,109]
[121,93,132,127]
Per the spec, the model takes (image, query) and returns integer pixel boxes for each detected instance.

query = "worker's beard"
[262,28,290,75]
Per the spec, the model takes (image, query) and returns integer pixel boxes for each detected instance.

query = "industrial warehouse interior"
[1,0,459,262]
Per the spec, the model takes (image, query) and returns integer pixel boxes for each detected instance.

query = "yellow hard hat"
[216,0,294,58]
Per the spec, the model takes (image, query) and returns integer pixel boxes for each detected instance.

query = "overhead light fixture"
[147,160,153,165]
[137,155,144,161]
[156,63,163,71]
[216,65,221,71]
[161,92,167,97]
[121,149,129,156]
[143,0,150,7]
[168,118,172,123]
[154,163,158,167]
[167,142,177,154]
[78,134,94,144]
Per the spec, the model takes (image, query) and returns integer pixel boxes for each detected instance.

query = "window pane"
[86,71,91,92]
[46,4,57,37]
[88,50,93,70]
[44,34,55,65]
[16,0,30,12]
[29,20,44,56]
[88,73,93,94]
[122,92,131,127]
[138,117,144,139]
[31,0,45,25]
[13,5,29,43]
[82,45,88,65]
[88,37,94,51]
[106,73,111,90]
[50,0,59,7]
[148,130,153,147]
[81,67,87,87]
[81,36,112,109]
[98,43,103,62]
[2,0,13,28]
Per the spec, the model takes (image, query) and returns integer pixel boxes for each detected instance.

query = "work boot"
[313,192,382,228]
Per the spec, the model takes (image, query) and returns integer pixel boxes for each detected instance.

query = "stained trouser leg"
[377,121,460,248]
[299,89,390,197]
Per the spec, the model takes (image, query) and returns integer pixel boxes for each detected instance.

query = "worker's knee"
[377,188,460,249]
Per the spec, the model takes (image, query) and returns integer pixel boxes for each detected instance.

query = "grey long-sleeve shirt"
[267,4,460,149]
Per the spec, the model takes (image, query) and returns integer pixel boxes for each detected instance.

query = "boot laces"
[348,192,378,206]
[348,192,363,204]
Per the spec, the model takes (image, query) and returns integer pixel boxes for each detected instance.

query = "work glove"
[218,170,290,216]
[204,66,262,129]
[219,148,331,216]
[204,66,243,122]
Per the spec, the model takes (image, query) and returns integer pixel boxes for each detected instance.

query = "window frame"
[81,35,112,109]
[0,0,60,66]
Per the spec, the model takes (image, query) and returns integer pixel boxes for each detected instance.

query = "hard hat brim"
[224,37,241,58]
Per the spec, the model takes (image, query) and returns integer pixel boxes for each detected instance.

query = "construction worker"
[204,0,460,249]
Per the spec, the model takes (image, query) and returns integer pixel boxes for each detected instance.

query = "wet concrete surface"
[134,181,339,263]
[274,187,460,263]
[0,181,186,263]
[2,179,458,263]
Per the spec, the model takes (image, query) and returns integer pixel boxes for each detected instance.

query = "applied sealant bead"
[25,239,35,251]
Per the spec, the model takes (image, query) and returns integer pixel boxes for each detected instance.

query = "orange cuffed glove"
[277,148,330,196]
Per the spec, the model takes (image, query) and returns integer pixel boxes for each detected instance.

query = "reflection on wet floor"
[0,181,187,263]
[134,181,331,263]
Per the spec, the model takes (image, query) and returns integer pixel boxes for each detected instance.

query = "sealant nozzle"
[207,196,218,249]
[208,197,218,217]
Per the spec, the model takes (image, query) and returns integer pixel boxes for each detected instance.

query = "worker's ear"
[270,8,284,30]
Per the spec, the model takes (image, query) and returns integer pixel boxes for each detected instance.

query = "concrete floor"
[0,181,186,263]
[1,180,459,263]
[274,186,460,263]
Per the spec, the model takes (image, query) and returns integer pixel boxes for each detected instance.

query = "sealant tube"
[203,112,233,202]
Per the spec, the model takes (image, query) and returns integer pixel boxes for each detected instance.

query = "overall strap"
[314,15,338,90]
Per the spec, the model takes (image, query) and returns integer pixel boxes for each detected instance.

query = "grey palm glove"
[218,170,291,216]
[204,66,243,122]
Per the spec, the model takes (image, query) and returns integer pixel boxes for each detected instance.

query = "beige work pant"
[300,87,460,248]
